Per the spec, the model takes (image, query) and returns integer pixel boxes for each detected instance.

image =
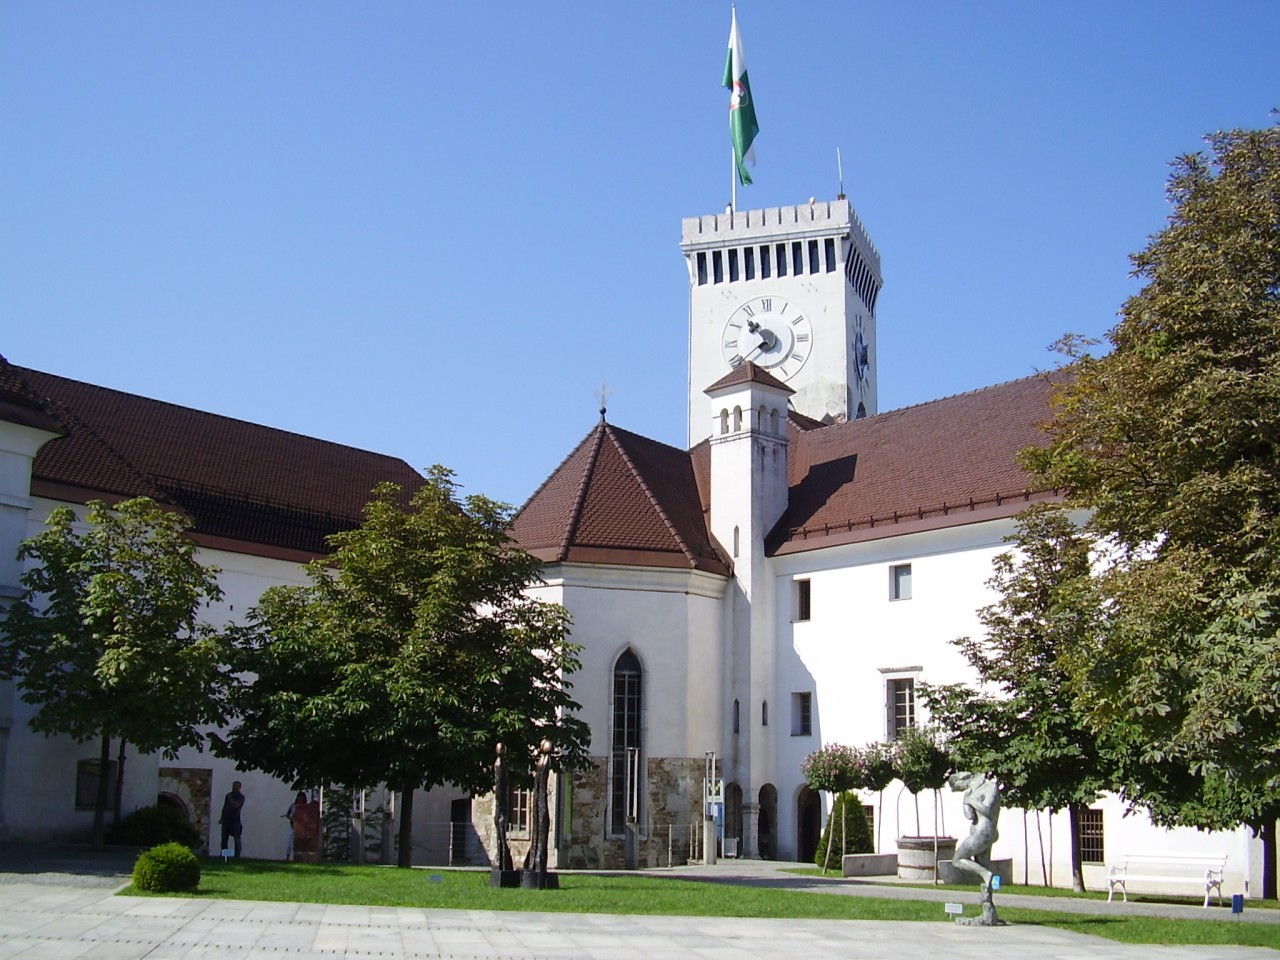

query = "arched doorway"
[156,791,190,821]
[450,797,472,866]
[797,786,821,864]
[758,784,777,860]
[725,782,743,856]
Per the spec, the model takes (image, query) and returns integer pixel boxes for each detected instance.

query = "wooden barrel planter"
[896,836,956,881]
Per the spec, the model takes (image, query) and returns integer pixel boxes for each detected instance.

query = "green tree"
[1025,126,1280,897]
[218,467,591,867]
[0,498,231,848]
[892,724,951,838]
[922,505,1112,892]
[860,742,896,853]
[801,743,861,874]
[814,791,872,868]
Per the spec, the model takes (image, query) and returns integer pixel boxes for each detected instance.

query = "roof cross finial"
[597,381,612,421]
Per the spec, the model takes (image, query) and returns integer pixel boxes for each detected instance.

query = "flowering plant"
[801,743,863,793]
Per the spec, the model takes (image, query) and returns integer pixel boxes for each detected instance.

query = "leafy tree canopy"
[0,498,231,755]
[1024,126,1280,893]
[217,467,591,867]
[0,498,232,846]
[922,506,1112,815]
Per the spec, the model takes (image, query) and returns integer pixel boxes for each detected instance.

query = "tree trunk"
[395,784,415,868]
[92,731,110,850]
[1261,815,1278,900]
[877,792,883,853]
[113,740,127,826]
[1066,803,1086,892]
[821,792,834,874]
[1035,809,1047,886]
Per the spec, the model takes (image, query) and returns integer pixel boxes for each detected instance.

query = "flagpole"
[731,148,737,212]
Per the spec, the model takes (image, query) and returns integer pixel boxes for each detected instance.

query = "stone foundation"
[158,767,212,854]
[470,755,707,871]
[561,756,702,870]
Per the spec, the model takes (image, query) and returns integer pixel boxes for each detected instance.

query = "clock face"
[721,296,813,382]
[853,316,871,394]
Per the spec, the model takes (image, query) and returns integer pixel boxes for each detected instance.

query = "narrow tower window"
[611,650,643,834]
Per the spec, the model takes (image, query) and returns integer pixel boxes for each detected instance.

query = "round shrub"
[815,791,873,868]
[108,805,201,848]
[132,842,201,892]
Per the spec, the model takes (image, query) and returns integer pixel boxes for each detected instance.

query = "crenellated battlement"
[680,198,879,270]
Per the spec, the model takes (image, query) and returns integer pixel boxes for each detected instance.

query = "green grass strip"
[119,860,1280,950]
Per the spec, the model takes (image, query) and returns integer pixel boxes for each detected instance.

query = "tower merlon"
[680,199,880,274]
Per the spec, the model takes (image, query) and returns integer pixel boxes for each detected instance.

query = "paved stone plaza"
[0,848,1276,959]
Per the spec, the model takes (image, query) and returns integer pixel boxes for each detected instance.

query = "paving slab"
[0,845,1276,958]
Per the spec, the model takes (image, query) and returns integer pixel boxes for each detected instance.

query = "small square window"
[791,692,812,736]
[890,563,912,601]
[794,579,811,622]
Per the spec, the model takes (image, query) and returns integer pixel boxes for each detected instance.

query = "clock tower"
[681,198,882,446]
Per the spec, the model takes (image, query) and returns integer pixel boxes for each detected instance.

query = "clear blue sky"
[3,2,1276,508]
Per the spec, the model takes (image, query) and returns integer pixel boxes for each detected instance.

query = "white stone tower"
[681,198,882,446]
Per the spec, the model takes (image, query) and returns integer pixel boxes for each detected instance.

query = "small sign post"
[944,902,964,917]
[1232,893,1245,917]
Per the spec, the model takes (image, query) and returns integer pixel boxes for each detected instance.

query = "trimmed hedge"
[815,791,873,868]
[132,841,201,892]
[108,804,201,849]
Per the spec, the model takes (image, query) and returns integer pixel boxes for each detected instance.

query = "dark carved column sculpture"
[522,739,556,889]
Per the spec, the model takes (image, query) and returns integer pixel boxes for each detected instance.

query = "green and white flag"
[723,7,759,186]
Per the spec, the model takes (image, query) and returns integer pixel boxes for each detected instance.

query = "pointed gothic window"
[610,650,643,835]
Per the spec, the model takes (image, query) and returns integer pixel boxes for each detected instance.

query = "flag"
[723,8,760,186]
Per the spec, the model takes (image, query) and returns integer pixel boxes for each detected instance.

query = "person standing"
[219,780,246,857]
[285,790,307,861]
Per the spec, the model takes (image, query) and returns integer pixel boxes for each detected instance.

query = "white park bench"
[1106,853,1228,907]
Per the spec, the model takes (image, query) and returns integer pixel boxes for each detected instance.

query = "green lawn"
[118,859,1280,950]
[787,866,1278,908]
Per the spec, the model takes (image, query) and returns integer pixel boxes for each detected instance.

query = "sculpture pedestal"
[489,868,521,888]
[519,871,559,890]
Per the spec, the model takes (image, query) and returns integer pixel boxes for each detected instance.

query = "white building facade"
[0,194,1265,896]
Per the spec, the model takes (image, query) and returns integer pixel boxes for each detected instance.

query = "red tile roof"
[705,361,794,395]
[512,419,730,575]
[772,372,1063,554]
[4,359,424,559]
[516,373,1061,570]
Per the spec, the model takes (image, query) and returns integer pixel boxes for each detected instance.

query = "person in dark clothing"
[219,780,246,856]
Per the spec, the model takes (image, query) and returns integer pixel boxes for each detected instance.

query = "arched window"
[770,409,780,434]
[719,409,730,435]
[758,404,767,431]
[761,699,769,726]
[611,650,643,835]
[733,525,740,558]
[733,406,743,432]
[733,698,740,734]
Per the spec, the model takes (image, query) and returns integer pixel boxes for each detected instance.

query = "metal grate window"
[1080,808,1105,864]
[76,759,118,810]
[610,650,642,834]
[509,789,531,835]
